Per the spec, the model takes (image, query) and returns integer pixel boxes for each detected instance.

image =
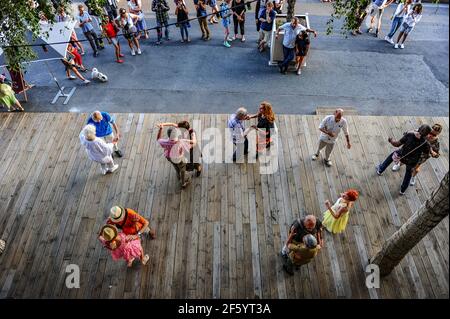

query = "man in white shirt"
[312,109,351,167]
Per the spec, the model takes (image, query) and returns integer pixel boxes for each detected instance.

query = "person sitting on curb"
[282,234,321,275]
[107,206,157,239]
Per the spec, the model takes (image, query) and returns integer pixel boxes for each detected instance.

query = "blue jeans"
[387,16,403,39]
[280,45,295,71]
[378,152,414,193]
[157,20,169,41]
[180,23,189,40]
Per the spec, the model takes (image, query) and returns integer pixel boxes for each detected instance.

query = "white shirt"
[79,132,114,164]
[403,10,422,27]
[393,3,411,18]
[319,115,349,144]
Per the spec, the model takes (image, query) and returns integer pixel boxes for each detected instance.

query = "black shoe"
[93,51,99,57]
[114,149,123,158]
[278,64,283,73]
[99,46,105,50]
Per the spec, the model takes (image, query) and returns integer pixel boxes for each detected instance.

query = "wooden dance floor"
[0,113,448,299]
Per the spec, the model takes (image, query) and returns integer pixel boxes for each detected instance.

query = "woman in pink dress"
[98,225,149,267]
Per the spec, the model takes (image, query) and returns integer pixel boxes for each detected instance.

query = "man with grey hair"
[87,111,123,157]
[79,124,119,175]
[228,107,253,162]
[312,108,351,167]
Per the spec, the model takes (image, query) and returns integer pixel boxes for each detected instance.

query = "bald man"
[282,214,323,258]
[312,109,351,167]
[87,111,123,157]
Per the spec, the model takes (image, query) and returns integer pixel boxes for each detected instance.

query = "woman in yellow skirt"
[323,189,359,234]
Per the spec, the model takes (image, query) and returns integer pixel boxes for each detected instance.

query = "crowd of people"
[352,0,423,49]
[75,106,443,273]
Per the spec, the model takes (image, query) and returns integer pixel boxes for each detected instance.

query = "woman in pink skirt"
[98,225,149,267]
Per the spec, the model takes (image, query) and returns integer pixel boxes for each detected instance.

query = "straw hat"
[100,225,118,242]
[110,206,125,223]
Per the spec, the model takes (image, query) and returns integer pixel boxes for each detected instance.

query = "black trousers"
[233,16,245,35]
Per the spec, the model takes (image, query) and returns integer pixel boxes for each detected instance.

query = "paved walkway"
[7,1,449,115]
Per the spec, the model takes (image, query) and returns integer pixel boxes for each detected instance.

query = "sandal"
[142,254,150,265]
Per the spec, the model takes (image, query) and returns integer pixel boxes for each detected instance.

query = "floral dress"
[99,232,143,263]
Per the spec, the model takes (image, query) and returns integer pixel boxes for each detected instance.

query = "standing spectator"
[116,8,142,56]
[275,17,317,75]
[376,124,432,195]
[102,16,125,63]
[0,75,25,112]
[282,234,320,275]
[76,4,102,57]
[220,0,234,47]
[274,0,283,13]
[195,0,211,40]
[257,2,276,52]
[87,111,124,158]
[392,123,442,186]
[295,30,310,76]
[322,190,359,234]
[228,107,253,162]
[248,101,276,154]
[105,0,119,20]
[281,215,324,258]
[128,0,149,39]
[232,0,246,42]
[207,0,220,24]
[157,123,196,188]
[394,3,423,49]
[351,0,370,36]
[286,0,296,21]
[107,206,157,239]
[152,0,171,45]
[255,0,269,32]
[312,109,351,167]
[385,0,412,44]
[56,6,85,55]
[176,1,191,42]
[98,224,149,267]
[79,125,119,175]
[367,0,395,38]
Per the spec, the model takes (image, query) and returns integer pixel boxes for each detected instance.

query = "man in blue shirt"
[87,111,123,157]
[76,4,102,57]
[276,18,317,74]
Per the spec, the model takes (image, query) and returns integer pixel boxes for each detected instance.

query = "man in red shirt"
[102,17,124,63]
[107,206,156,239]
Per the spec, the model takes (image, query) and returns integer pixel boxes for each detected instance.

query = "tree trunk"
[371,172,449,276]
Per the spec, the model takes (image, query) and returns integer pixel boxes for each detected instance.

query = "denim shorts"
[399,22,414,34]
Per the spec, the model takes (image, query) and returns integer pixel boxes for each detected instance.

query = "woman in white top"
[79,124,119,175]
[385,0,412,43]
[116,7,142,56]
[394,3,423,49]
[127,0,149,39]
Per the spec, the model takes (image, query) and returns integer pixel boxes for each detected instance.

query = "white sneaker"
[410,176,416,186]
[109,164,119,173]
[392,163,401,172]
[101,167,108,175]
[400,44,405,49]
[137,48,142,55]
[83,79,90,84]
[385,36,393,44]
[324,159,333,167]
[303,62,307,67]
[296,68,301,75]
[131,49,136,56]
[311,154,319,161]
[394,43,399,49]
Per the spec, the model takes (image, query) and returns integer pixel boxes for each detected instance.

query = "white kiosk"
[269,14,310,66]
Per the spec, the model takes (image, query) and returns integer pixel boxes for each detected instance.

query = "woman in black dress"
[295,31,310,76]
[249,101,276,154]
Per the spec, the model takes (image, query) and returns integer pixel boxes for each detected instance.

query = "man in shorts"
[258,2,276,52]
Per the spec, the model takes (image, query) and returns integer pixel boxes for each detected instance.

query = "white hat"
[110,206,125,223]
